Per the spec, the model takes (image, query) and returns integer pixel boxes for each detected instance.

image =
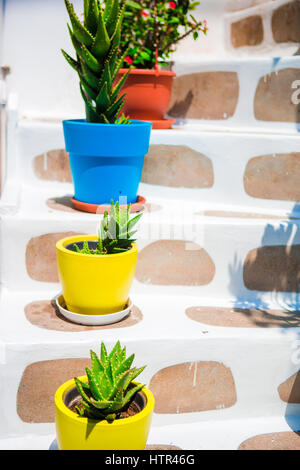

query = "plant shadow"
[228,204,300,430]
[167,89,194,120]
[229,207,300,326]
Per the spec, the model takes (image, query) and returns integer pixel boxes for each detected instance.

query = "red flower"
[124,56,133,65]
[141,10,149,17]
[169,1,176,8]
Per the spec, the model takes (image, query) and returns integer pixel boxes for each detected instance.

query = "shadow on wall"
[228,204,300,326]
[228,204,300,429]
[167,90,194,123]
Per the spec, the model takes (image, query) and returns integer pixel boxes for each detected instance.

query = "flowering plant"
[121,0,207,69]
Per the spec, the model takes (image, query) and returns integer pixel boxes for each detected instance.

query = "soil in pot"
[65,241,100,253]
[64,385,146,420]
[65,241,133,256]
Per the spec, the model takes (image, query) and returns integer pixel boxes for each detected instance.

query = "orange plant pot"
[118,68,176,129]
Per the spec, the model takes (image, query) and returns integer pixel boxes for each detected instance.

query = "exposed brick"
[150,362,237,414]
[254,68,300,122]
[203,210,297,220]
[231,15,264,48]
[244,153,300,201]
[25,232,84,282]
[238,431,300,450]
[186,306,300,328]
[243,245,300,292]
[136,241,215,286]
[24,300,143,331]
[17,359,90,423]
[142,145,214,188]
[168,72,239,120]
[46,196,77,213]
[278,371,300,403]
[33,149,72,182]
[272,1,300,43]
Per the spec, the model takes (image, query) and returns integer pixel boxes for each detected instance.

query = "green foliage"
[74,341,146,422]
[74,200,143,255]
[62,0,131,123]
[121,0,208,69]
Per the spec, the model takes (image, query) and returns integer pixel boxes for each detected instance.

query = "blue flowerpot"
[63,119,152,205]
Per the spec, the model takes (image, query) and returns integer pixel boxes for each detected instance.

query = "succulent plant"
[74,341,146,422]
[62,0,131,124]
[74,200,142,255]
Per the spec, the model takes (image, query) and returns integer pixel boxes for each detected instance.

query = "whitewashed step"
[0,287,299,438]
[0,415,298,450]
[1,192,300,308]
[2,118,300,215]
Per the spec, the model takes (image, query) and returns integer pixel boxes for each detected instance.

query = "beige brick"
[231,15,264,48]
[33,149,72,182]
[186,306,300,328]
[17,359,90,423]
[136,241,215,286]
[24,300,143,332]
[150,362,237,414]
[272,1,300,43]
[278,371,300,403]
[142,145,214,188]
[238,431,300,450]
[254,68,300,122]
[25,232,84,282]
[244,153,300,201]
[168,72,239,120]
[243,245,300,292]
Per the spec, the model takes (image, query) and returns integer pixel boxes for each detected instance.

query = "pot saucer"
[150,119,175,130]
[70,195,146,214]
[55,293,132,326]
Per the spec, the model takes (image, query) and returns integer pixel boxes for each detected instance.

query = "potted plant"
[61,0,152,210]
[117,0,208,129]
[55,341,155,450]
[56,201,142,315]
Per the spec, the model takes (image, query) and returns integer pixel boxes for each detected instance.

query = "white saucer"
[55,293,132,326]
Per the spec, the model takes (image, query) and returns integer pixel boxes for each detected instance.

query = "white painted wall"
[2,0,227,120]
[2,0,85,120]
[175,0,226,57]
[1,0,298,120]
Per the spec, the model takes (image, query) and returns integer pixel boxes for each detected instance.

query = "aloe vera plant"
[62,0,131,124]
[74,341,146,422]
[74,200,142,255]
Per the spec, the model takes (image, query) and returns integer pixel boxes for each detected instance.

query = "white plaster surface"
[0,415,299,450]
[0,115,299,447]
[2,1,299,121]
[0,0,299,451]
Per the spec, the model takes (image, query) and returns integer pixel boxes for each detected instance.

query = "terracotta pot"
[118,68,176,129]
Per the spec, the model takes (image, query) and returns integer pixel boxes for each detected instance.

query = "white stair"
[0,0,300,451]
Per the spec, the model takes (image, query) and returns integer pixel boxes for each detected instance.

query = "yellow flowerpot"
[56,235,138,315]
[55,377,155,450]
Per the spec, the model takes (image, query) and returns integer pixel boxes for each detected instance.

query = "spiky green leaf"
[91,7,110,59]
[65,0,94,47]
